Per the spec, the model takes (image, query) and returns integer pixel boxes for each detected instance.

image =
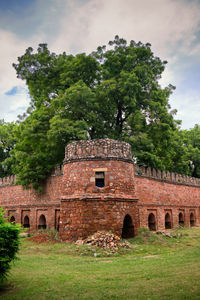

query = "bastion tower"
[59,139,139,241]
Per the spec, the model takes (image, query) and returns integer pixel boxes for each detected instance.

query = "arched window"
[178,212,184,227]
[190,213,195,227]
[165,213,172,229]
[122,214,134,238]
[10,216,15,224]
[148,213,156,231]
[38,214,47,230]
[23,215,30,228]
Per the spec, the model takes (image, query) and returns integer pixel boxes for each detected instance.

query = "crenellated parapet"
[0,175,16,186]
[0,165,63,188]
[64,139,132,163]
[135,165,200,186]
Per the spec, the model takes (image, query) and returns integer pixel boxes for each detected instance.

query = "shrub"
[0,208,21,282]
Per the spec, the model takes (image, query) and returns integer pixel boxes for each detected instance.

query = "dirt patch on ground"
[28,233,59,244]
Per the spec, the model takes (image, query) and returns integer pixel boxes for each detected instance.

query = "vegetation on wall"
[0,36,199,190]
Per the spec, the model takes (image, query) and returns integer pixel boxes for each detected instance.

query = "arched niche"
[23,215,30,228]
[122,214,134,238]
[10,216,15,224]
[148,213,156,231]
[178,212,184,227]
[165,213,172,229]
[38,214,47,230]
[190,212,195,227]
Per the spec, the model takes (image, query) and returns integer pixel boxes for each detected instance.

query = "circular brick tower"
[60,139,138,241]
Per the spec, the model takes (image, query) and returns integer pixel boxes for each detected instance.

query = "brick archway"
[165,213,172,229]
[148,213,156,231]
[178,212,184,227]
[23,215,30,229]
[122,214,135,239]
[38,214,47,230]
[10,216,15,224]
[190,212,195,227]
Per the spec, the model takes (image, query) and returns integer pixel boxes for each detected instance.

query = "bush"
[0,208,21,282]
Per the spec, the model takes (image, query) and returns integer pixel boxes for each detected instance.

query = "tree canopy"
[1,36,197,191]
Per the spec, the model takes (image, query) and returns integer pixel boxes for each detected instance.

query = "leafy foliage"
[0,121,17,178]
[1,36,196,189]
[181,125,200,178]
[0,208,21,282]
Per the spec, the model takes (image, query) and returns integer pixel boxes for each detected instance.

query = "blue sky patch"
[5,86,18,96]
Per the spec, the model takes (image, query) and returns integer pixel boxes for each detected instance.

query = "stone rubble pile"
[75,231,131,252]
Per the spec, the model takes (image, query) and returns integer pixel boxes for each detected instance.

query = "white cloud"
[170,89,200,129]
[0,89,29,122]
[50,0,200,60]
[0,28,48,121]
[0,30,27,92]
[1,0,200,127]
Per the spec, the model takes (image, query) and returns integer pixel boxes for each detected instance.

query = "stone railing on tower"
[64,139,133,163]
[135,164,200,186]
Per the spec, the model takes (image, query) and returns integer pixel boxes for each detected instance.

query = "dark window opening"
[55,210,60,231]
[178,212,184,227]
[23,215,30,228]
[148,213,156,231]
[165,213,172,229]
[38,214,47,230]
[95,172,105,187]
[10,216,15,224]
[190,213,195,227]
[56,216,60,231]
[122,214,135,238]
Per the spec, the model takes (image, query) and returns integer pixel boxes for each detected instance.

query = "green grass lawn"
[1,227,200,300]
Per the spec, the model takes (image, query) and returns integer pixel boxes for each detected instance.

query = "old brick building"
[0,139,199,240]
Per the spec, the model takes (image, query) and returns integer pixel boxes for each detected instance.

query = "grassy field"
[1,227,200,300]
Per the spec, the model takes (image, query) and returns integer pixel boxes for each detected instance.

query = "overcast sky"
[0,0,200,129]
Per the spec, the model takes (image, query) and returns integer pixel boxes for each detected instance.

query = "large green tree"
[9,36,188,190]
[181,125,200,178]
[0,120,16,178]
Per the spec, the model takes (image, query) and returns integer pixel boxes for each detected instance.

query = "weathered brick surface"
[60,199,138,241]
[62,160,135,198]
[0,174,63,233]
[135,176,200,230]
[0,139,200,240]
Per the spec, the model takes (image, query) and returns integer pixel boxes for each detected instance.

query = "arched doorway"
[23,215,30,229]
[190,213,195,227]
[122,214,134,238]
[165,213,172,229]
[178,212,184,226]
[10,216,15,224]
[38,214,47,230]
[148,213,156,231]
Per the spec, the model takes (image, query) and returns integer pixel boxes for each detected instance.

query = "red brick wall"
[60,199,139,241]
[1,138,200,240]
[0,174,63,233]
[62,160,136,199]
[135,175,200,230]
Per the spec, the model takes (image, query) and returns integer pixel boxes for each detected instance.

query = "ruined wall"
[0,166,63,232]
[135,165,200,231]
[60,199,139,241]
[0,139,200,239]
